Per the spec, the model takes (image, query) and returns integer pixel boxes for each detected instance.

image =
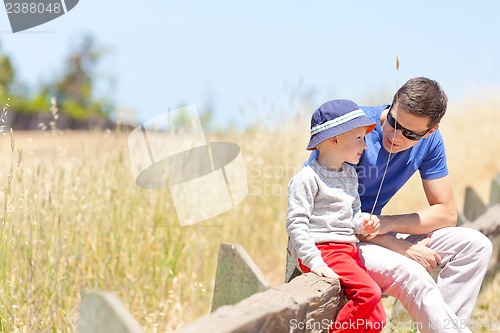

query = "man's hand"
[403,238,442,273]
[312,265,339,279]
[359,234,442,273]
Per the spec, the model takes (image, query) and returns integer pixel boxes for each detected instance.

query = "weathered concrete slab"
[490,174,500,206]
[461,204,500,268]
[212,243,270,312]
[464,186,487,221]
[461,204,500,238]
[77,290,143,333]
[285,246,302,283]
[457,211,469,226]
[178,273,342,333]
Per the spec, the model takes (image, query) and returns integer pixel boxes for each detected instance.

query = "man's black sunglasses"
[386,109,431,141]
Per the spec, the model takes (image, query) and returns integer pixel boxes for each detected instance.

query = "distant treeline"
[0,35,115,130]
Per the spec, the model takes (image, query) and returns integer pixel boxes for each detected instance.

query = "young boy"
[287,99,386,333]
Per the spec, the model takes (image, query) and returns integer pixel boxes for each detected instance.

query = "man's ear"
[425,125,439,137]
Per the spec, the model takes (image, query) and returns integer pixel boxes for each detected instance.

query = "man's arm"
[379,175,457,235]
[358,233,442,273]
[362,176,457,272]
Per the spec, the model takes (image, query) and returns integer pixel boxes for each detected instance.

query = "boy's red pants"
[298,242,386,333]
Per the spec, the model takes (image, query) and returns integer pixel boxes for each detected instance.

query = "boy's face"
[333,126,369,164]
[381,103,437,153]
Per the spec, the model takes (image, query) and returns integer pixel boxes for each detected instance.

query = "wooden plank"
[77,291,143,333]
[212,243,270,312]
[177,273,342,333]
[463,186,487,221]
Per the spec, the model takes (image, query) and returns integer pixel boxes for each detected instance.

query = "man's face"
[381,103,437,153]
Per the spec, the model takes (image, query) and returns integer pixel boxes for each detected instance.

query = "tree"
[46,35,111,120]
[0,41,15,98]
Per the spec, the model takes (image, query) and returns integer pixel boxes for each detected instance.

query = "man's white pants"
[358,227,492,333]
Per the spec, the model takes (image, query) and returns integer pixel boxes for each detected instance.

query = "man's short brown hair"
[392,77,448,128]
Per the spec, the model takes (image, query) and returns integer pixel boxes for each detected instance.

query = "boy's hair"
[392,77,448,128]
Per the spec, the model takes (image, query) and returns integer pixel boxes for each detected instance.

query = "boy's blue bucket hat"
[307,99,376,150]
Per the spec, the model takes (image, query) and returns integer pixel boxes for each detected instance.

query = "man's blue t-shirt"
[306,104,448,215]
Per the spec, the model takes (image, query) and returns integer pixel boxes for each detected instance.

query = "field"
[1,97,500,332]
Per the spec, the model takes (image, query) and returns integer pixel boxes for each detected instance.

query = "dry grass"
[0,96,499,332]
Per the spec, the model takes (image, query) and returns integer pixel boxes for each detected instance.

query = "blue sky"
[1,1,499,128]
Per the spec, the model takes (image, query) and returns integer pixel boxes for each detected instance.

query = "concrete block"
[77,290,143,333]
[490,174,500,206]
[285,247,302,283]
[179,273,342,333]
[212,243,270,312]
[464,186,487,221]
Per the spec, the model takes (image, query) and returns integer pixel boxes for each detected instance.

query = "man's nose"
[391,128,405,140]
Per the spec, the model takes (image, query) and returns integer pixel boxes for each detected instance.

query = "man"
[304,77,492,333]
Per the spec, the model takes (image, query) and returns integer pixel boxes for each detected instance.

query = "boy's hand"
[363,215,381,239]
[311,266,339,279]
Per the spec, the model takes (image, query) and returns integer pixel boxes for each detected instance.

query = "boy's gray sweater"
[286,159,365,271]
